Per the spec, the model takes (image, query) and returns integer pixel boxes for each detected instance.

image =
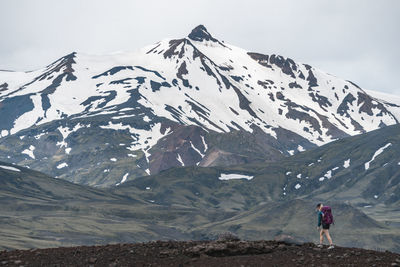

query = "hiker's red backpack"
[321,206,334,225]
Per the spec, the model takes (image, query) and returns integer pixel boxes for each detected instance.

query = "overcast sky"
[0,0,399,94]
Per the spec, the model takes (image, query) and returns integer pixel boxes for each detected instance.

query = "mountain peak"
[188,25,217,42]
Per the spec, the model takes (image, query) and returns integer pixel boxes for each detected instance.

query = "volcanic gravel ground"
[1,240,400,266]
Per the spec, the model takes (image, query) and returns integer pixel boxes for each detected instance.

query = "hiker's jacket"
[317,210,323,227]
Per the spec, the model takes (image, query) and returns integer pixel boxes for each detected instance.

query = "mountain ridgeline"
[0,25,399,188]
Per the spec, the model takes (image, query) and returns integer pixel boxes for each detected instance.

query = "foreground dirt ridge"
[1,240,400,266]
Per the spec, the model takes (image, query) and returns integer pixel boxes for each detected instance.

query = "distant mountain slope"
[0,161,192,249]
[0,161,122,203]
[277,124,400,206]
[115,124,400,207]
[1,161,399,252]
[1,25,399,186]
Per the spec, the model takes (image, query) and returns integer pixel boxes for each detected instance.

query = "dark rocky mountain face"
[188,24,219,42]
[0,25,399,187]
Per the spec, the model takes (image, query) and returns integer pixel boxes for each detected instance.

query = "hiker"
[316,203,334,249]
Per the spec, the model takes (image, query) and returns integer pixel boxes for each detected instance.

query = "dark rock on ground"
[1,240,399,266]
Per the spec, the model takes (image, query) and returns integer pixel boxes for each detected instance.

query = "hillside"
[1,25,400,187]
[114,124,400,208]
[0,161,165,249]
[1,155,399,252]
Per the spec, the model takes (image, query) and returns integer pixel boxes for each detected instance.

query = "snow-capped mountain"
[1,25,399,186]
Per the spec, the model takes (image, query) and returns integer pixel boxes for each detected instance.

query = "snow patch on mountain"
[190,141,205,158]
[34,132,46,140]
[325,170,332,179]
[200,136,208,152]
[218,173,254,181]
[343,159,351,168]
[0,130,9,138]
[365,143,392,170]
[56,123,88,154]
[57,162,68,169]
[22,145,35,159]
[0,165,20,172]
[297,145,305,152]
[116,173,129,186]
[176,154,184,166]
[58,124,85,140]
[318,165,342,181]
[101,122,171,167]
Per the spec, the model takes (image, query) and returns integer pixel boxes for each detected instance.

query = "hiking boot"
[317,244,323,248]
[328,245,334,249]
